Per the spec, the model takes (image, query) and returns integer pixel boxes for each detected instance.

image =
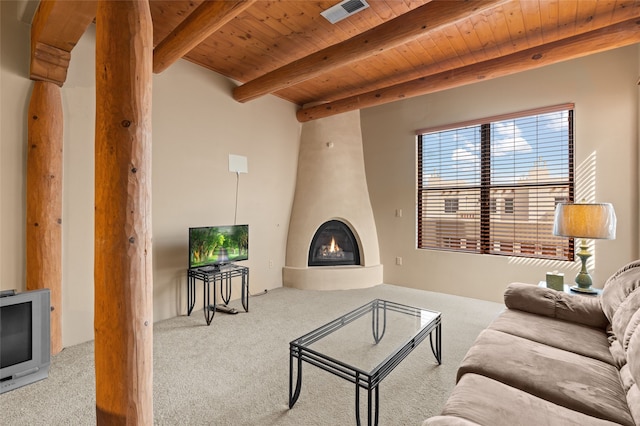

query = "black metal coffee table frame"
[289,299,441,425]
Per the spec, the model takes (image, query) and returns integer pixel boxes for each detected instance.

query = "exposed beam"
[297,17,640,122]
[153,0,257,74]
[233,0,510,103]
[95,0,153,423]
[30,0,96,85]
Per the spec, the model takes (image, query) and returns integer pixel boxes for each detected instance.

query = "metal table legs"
[288,300,442,426]
[186,265,249,325]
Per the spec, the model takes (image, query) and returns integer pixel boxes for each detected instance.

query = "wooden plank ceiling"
[31,0,640,121]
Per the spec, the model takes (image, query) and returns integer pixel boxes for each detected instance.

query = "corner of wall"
[637,43,640,259]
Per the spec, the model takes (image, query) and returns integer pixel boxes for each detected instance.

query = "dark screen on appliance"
[0,302,33,368]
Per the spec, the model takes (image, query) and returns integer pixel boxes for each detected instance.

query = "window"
[504,198,514,214]
[444,198,459,213]
[417,104,574,260]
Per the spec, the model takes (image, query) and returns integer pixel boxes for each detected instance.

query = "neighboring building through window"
[417,104,574,260]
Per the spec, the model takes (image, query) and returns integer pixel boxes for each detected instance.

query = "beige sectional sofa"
[425,259,640,426]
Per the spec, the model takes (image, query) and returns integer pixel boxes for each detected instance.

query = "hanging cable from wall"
[234,171,240,225]
[228,154,248,225]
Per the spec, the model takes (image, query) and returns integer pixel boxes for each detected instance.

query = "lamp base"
[570,285,599,295]
[572,242,596,294]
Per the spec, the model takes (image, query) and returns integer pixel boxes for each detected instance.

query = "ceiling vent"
[321,0,370,24]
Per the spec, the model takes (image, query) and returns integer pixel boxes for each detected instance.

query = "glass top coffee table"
[289,299,441,425]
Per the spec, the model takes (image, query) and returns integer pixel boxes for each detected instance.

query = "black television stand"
[186,264,249,325]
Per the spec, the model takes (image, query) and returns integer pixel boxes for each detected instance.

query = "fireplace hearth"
[309,220,360,266]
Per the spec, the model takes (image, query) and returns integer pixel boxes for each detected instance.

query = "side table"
[538,281,602,296]
[187,264,249,325]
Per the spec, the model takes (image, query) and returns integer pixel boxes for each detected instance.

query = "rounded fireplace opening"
[308,220,361,267]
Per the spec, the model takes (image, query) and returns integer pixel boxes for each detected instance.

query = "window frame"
[416,104,575,261]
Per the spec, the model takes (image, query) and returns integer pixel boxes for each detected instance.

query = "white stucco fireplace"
[283,109,383,290]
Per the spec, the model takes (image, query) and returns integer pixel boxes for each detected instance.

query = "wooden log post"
[94,0,153,423]
[26,80,63,356]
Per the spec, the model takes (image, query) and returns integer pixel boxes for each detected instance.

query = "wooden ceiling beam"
[153,0,258,74]
[232,0,510,103]
[296,17,640,122]
[30,0,97,85]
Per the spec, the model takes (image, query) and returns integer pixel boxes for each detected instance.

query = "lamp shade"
[553,203,617,239]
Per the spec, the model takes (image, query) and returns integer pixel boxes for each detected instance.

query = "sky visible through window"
[422,111,569,186]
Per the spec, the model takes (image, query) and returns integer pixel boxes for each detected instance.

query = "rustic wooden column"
[94,0,153,424]
[26,80,63,356]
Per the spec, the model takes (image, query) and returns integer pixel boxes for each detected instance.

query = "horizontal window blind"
[419,124,482,253]
[417,105,574,260]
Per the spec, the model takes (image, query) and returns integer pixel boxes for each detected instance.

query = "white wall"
[151,59,300,322]
[362,45,640,303]
[1,2,300,346]
[1,1,31,296]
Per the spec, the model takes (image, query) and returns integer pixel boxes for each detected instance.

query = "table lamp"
[553,202,616,293]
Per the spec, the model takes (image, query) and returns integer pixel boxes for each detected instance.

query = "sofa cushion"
[627,385,640,426]
[488,309,614,365]
[504,282,608,328]
[621,365,635,393]
[425,373,622,426]
[423,416,480,426]
[457,329,634,425]
[611,289,640,351]
[610,336,628,369]
[626,309,640,423]
[601,260,640,325]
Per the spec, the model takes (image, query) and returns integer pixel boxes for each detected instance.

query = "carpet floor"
[0,284,504,425]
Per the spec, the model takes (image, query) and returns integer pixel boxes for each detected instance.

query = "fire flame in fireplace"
[320,236,344,258]
[329,236,339,253]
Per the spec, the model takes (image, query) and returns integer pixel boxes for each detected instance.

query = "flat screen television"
[0,288,50,394]
[189,225,249,270]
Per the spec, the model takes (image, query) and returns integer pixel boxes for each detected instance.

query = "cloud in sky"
[491,121,532,156]
[542,111,568,133]
[423,111,568,186]
[452,141,479,173]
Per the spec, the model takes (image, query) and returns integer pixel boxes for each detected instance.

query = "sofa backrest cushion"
[601,260,640,330]
[618,292,640,350]
[624,309,640,424]
[602,260,640,424]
